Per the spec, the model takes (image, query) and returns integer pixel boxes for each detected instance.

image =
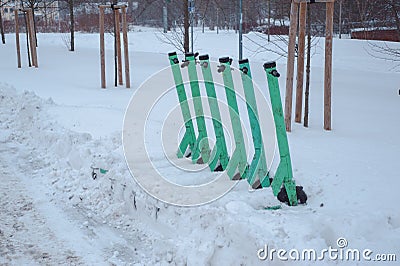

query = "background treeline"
[1,0,399,35]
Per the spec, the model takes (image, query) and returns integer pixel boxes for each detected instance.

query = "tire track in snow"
[0,146,84,265]
[0,142,156,265]
[0,85,169,265]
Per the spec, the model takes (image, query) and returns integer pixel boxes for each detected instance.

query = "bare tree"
[59,0,76,51]
[354,0,400,68]
[183,0,189,52]
[244,30,320,60]
[304,3,312,127]
[337,0,343,39]
[0,2,5,44]
[157,25,186,52]
[68,0,74,51]
[21,0,37,45]
[155,0,192,53]
[244,33,290,58]
[367,41,400,69]
[20,0,42,46]
[388,0,400,39]
[355,0,376,28]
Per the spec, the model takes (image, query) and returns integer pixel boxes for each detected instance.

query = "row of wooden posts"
[14,8,38,68]
[13,4,131,90]
[11,1,334,131]
[285,0,335,131]
[99,4,130,89]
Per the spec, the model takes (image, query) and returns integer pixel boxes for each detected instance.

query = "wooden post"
[290,0,335,130]
[29,10,38,67]
[324,2,334,130]
[121,6,130,88]
[15,10,21,68]
[26,10,35,67]
[23,11,32,67]
[99,4,130,89]
[294,2,307,123]
[115,9,123,86]
[284,1,299,132]
[99,7,106,89]
[28,10,38,67]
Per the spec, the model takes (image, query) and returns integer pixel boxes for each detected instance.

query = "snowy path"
[0,144,85,265]
[0,86,177,265]
[0,141,157,266]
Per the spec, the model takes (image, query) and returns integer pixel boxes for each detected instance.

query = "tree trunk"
[339,0,342,39]
[30,6,37,47]
[304,3,311,128]
[69,0,74,51]
[128,0,134,17]
[113,7,117,87]
[216,8,219,34]
[184,0,189,53]
[389,1,400,40]
[24,12,32,67]
[0,6,5,44]
[267,0,271,42]
[44,1,48,30]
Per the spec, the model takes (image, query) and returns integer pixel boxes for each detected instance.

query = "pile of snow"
[0,82,283,264]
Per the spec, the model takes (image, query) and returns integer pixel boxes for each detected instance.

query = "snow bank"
[0,83,274,265]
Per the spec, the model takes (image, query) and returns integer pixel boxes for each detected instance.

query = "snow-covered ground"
[1,27,400,265]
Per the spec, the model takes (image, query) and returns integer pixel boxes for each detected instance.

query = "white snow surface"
[0,27,400,265]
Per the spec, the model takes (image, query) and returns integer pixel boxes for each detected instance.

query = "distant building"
[1,3,17,21]
[75,1,137,15]
[1,0,59,22]
[36,1,60,22]
[351,28,400,42]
